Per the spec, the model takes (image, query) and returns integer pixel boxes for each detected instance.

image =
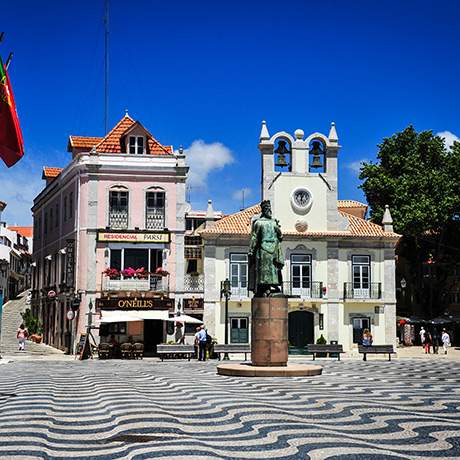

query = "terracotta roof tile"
[337,199,368,209]
[42,167,63,180]
[200,203,400,239]
[68,115,173,155]
[8,226,33,238]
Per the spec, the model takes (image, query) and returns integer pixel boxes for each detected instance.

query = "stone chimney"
[205,199,215,229]
[382,205,394,232]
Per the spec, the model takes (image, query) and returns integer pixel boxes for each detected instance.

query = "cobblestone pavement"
[1,360,460,459]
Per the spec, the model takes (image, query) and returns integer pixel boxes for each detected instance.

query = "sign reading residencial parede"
[97,231,170,243]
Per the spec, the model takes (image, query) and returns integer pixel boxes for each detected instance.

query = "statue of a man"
[248,200,284,297]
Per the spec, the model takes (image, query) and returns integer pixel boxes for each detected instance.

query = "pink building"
[31,114,198,353]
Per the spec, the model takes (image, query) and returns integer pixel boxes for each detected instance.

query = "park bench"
[157,344,195,361]
[214,344,251,361]
[306,344,345,361]
[358,345,395,361]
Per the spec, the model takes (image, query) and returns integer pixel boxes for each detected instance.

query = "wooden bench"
[214,344,251,361]
[358,345,395,361]
[157,345,195,361]
[306,344,345,361]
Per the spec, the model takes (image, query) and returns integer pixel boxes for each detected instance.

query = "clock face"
[291,187,313,213]
[294,189,310,207]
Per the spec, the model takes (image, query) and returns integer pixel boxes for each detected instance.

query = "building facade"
[200,122,400,352]
[31,114,194,353]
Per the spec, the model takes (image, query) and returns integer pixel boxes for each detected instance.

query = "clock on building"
[291,187,313,213]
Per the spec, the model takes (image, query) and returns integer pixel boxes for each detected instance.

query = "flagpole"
[104,0,110,134]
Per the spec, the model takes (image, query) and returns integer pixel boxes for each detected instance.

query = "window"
[352,255,370,298]
[109,190,129,229]
[230,253,248,297]
[64,196,68,221]
[290,254,311,297]
[128,136,145,154]
[231,317,249,343]
[69,192,74,218]
[146,191,165,229]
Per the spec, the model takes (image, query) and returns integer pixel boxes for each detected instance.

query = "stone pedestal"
[251,296,288,367]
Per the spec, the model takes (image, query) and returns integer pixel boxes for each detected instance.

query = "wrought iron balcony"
[109,209,128,229]
[344,282,382,300]
[231,285,249,298]
[283,281,323,298]
[184,273,204,292]
[103,275,167,293]
[146,208,165,230]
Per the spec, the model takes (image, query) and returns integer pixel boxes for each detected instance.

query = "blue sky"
[1,0,459,225]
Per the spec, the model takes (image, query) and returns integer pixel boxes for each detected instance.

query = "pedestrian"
[362,328,373,346]
[441,329,451,355]
[419,326,426,348]
[194,326,201,358]
[431,329,440,354]
[424,330,432,354]
[16,323,28,351]
[195,325,207,361]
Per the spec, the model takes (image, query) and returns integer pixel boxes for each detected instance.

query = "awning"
[99,310,169,323]
[165,314,203,324]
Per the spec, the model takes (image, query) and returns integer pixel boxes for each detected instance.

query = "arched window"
[308,139,326,173]
[274,137,292,172]
[109,186,129,229]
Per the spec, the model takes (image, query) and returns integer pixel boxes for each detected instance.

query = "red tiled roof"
[200,203,400,239]
[8,226,33,238]
[42,167,63,180]
[337,200,368,210]
[68,114,173,155]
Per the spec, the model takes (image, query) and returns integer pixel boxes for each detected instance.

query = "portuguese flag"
[0,55,24,167]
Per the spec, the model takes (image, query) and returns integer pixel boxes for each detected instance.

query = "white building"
[200,122,400,352]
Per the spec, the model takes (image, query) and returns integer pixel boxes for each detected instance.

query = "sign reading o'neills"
[97,231,170,243]
[96,297,174,310]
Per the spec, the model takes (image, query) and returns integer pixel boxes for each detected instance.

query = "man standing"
[442,329,451,355]
[419,326,426,348]
[195,325,207,361]
[248,200,284,297]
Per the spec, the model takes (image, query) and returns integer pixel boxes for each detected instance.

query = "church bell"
[274,140,290,168]
[310,140,324,169]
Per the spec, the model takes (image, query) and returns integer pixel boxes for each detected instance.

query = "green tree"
[359,126,460,317]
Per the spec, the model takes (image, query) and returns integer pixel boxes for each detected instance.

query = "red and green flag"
[0,55,24,167]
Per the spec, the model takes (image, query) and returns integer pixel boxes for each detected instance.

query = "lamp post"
[0,260,8,360]
[220,278,231,360]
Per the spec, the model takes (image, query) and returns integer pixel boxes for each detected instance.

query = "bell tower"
[259,121,343,232]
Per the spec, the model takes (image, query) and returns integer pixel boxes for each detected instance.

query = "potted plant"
[20,308,43,343]
[103,267,120,279]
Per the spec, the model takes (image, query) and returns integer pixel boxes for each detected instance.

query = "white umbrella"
[98,311,143,323]
[165,314,203,324]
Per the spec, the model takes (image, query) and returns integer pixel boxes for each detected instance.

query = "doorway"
[288,310,314,352]
[352,317,371,344]
[144,320,164,355]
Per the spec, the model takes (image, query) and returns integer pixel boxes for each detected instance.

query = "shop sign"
[96,297,174,310]
[66,239,75,287]
[183,298,204,310]
[97,231,170,243]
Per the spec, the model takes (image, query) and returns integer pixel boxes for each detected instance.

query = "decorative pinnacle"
[328,121,338,142]
[260,120,270,141]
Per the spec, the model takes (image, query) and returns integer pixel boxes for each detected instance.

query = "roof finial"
[178,145,184,155]
[382,204,394,233]
[124,108,129,117]
[259,120,270,142]
[328,121,338,143]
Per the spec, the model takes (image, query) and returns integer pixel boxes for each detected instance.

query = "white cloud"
[183,140,234,190]
[232,187,252,202]
[436,131,459,149]
[346,158,369,174]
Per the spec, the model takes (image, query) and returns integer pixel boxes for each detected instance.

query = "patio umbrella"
[429,317,454,325]
[165,314,203,324]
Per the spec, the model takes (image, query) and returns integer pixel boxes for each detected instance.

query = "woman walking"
[16,323,28,352]
[424,330,432,354]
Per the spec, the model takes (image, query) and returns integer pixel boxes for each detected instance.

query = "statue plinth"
[251,296,288,367]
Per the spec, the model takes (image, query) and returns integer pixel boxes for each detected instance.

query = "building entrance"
[288,310,314,352]
[144,320,164,355]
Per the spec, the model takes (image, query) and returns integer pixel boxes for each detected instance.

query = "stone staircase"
[0,290,63,357]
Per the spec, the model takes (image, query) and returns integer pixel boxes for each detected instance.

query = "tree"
[359,125,460,318]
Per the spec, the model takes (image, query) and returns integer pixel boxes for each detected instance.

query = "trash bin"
[329,340,339,358]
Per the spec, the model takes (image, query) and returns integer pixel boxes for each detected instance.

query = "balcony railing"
[103,275,167,293]
[146,208,165,230]
[184,274,204,292]
[283,281,323,298]
[344,282,381,300]
[231,285,249,298]
[109,209,128,229]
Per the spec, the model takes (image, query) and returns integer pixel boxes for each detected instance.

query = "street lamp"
[220,278,231,360]
[0,259,8,360]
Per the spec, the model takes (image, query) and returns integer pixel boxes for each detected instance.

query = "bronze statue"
[248,200,284,297]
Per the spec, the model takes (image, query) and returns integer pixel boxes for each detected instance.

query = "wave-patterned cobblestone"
[1,360,460,459]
